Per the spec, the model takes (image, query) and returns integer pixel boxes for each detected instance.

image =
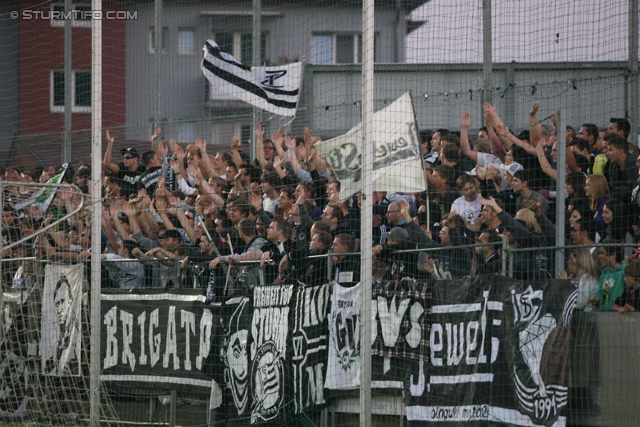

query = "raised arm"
[255,124,267,168]
[529,102,541,147]
[535,140,557,180]
[194,138,215,179]
[459,112,477,162]
[230,136,244,169]
[103,130,120,174]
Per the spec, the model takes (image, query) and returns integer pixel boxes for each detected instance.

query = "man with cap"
[103,130,145,198]
[374,227,420,280]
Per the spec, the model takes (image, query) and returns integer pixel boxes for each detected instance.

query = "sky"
[406,0,632,63]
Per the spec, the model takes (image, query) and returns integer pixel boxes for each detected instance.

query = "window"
[178,29,195,55]
[51,3,92,28]
[313,35,333,65]
[149,27,168,54]
[212,32,267,65]
[179,122,194,143]
[50,70,91,113]
[313,33,375,64]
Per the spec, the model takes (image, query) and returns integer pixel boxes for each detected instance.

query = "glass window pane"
[53,72,65,106]
[336,35,354,64]
[75,72,91,106]
[179,30,194,53]
[216,33,234,55]
[180,122,194,143]
[314,35,333,64]
[76,5,91,21]
[241,125,252,145]
[241,33,252,64]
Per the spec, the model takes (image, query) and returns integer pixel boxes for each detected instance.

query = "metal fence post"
[555,110,566,278]
[501,235,507,276]
[482,0,493,106]
[629,0,638,146]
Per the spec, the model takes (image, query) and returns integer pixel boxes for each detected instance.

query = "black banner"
[291,282,332,413]
[100,289,221,396]
[406,276,575,427]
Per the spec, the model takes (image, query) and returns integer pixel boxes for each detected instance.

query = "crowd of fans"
[4,101,640,313]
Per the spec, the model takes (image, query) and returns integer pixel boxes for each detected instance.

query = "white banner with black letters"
[325,282,361,390]
[315,92,427,202]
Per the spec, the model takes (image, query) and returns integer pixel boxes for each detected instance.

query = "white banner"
[315,92,427,202]
[41,264,83,376]
[201,40,302,117]
[325,282,361,390]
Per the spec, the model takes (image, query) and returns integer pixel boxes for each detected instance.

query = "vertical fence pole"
[482,0,492,106]
[154,0,163,134]
[251,0,262,159]
[90,1,103,426]
[501,236,507,276]
[62,0,72,164]
[360,0,374,425]
[629,0,638,146]
[555,110,566,278]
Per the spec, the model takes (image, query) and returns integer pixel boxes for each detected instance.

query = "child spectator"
[610,261,640,313]
[589,242,627,312]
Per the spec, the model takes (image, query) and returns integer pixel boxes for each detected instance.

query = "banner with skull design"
[405,276,575,427]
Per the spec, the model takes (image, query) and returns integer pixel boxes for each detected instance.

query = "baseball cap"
[120,148,139,158]
[381,227,409,242]
[500,162,524,177]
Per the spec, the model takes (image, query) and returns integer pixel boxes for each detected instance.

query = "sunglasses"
[123,156,135,160]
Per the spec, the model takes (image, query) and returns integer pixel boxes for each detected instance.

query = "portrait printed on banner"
[41,264,83,376]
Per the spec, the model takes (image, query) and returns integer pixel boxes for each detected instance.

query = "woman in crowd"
[560,248,599,311]
[602,198,634,256]
[584,174,610,228]
[566,172,588,211]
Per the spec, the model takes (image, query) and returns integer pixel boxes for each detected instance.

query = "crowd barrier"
[1,246,639,427]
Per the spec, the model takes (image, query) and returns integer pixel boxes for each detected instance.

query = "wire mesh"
[1,0,640,426]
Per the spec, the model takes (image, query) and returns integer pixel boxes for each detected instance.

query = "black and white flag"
[315,92,427,202]
[291,283,332,412]
[41,263,83,376]
[201,40,302,117]
[406,276,575,427]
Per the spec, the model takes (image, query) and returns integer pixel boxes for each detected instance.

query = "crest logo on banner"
[222,298,251,415]
[250,285,293,423]
[512,286,575,425]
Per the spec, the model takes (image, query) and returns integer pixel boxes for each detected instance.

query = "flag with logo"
[314,92,426,202]
[201,40,302,117]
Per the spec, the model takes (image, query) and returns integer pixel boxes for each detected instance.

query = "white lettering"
[196,309,212,370]
[163,306,180,369]
[430,324,443,366]
[138,312,147,365]
[181,310,196,371]
[104,306,118,369]
[377,296,410,347]
[120,310,135,372]
[149,309,161,367]
[406,302,423,348]
[305,363,325,406]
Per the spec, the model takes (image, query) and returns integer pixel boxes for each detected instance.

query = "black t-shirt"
[115,164,145,197]
[139,166,163,197]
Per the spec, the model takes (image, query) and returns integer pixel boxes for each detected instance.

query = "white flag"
[315,92,427,202]
[201,40,302,117]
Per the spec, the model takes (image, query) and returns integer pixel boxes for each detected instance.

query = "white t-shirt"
[451,196,482,224]
[263,196,279,214]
